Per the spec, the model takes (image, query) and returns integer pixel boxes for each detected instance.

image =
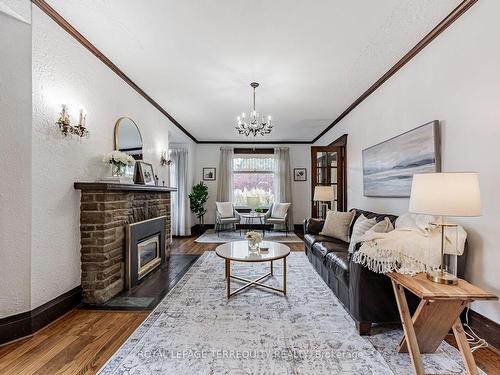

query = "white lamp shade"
[409,173,481,217]
[246,196,260,208]
[313,186,334,202]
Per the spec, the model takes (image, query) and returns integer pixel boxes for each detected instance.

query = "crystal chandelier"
[235,82,273,136]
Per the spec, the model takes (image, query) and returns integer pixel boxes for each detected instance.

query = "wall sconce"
[55,104,89,138]
[160,150,171,167]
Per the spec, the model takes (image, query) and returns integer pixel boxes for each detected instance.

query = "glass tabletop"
[215,241,290,262]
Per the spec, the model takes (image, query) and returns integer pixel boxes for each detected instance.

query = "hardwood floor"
[170,232,305,255]
[0,310,147,375]
[0,232,498,375]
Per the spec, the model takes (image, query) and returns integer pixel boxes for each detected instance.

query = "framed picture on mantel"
[135,161,156,186]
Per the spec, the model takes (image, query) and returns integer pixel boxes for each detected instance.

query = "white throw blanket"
[352,218,466,275]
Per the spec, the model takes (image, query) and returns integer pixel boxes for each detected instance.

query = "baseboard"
[190,224,215,235]
[0,286,81,345]
[191,224,304,235]
[466,309,500,352]
[294,224,304,233]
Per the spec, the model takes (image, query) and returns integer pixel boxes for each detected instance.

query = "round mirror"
[114,117,143,160]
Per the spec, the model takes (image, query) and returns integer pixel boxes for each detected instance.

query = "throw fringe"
[352,241,438,275]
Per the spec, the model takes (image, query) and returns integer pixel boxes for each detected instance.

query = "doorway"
[310,135,347,217]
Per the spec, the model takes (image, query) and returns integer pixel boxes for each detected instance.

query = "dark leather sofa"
[304,208,467,335]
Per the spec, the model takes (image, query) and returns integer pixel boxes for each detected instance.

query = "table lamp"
[313,186,334,219]
[409,172,481,285]
[246,196,260,214]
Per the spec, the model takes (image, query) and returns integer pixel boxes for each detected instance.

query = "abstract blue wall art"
[362,121,441,197]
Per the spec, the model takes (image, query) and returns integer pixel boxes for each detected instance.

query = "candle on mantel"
[61,104,68,121]
[79,108,87,128]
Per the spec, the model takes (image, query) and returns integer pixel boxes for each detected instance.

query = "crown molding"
[311,0,478,143]
[197,140,312,144]
[31,0,198,143]
[32,0,477,145]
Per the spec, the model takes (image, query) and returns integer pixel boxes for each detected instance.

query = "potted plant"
[189,181,209,228]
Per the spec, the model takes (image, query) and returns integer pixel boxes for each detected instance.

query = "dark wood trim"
[0,286,81,345]
[312,0,477,143]
[293,224,304,233]
[310,145,346,216]
[33,0,476,145]
[190,222,303,235]
[190,224,215,235]
[234,148,275,155]
[329,134,348,147]
[466,309,500,352]
[197,141,312,144]
[74,182,176,192]
[31,0,197,143]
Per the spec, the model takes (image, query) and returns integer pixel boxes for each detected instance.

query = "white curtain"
[169,148,191,236]
[274,147,294,230]
[216,147,234,202]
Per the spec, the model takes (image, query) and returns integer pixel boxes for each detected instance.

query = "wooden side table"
[388,272,497,375]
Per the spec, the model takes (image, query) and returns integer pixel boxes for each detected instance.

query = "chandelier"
[235,82,273,136]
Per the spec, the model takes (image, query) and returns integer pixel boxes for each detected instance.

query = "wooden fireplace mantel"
[74,182,177,193]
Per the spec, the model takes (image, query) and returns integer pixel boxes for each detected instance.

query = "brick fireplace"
[74,182,175,304]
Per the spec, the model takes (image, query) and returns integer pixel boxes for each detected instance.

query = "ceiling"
[45,0,460,143]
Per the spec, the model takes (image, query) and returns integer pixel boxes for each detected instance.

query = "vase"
[111,163,126,177]
[248,241,260,253]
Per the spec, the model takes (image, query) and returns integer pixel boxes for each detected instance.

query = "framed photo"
[135,161,156,186]
[294,168,307,181]
[203,168,216,181]
[362,121,441,197]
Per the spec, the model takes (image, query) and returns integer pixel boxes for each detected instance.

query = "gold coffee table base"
[225,259,287,299]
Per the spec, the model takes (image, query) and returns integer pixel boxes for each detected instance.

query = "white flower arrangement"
[245,231,262,244]
[102,150,135,167]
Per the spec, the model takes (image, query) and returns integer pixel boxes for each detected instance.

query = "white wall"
[0,3,32,318]
[30,6,188,310]
[194,144,310,226]
[314,0,500,323]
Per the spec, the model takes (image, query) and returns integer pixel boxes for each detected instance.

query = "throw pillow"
[216,202,233,218]
[272,203,291,218]
[367,217,394,234]
[348,214,377,253]
[320,210,356,243]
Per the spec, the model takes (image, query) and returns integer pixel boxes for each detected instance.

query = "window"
[232,155,275,207]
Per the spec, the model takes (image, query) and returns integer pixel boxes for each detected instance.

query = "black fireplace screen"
[126,216,166,289]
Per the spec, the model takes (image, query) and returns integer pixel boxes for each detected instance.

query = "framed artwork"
[294,168,307,181]
[362,121,441,197]
[203,167,216,181]
[135,161,156,186]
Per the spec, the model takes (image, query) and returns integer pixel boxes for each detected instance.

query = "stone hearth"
[74,183,175,304]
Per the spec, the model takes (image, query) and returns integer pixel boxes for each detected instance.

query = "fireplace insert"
[126,216,166,289]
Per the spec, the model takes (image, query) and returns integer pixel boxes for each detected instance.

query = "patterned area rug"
[195,229,303,243]
[98,252,481,374]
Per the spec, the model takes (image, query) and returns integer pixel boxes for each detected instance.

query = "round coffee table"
[215,240,290,299]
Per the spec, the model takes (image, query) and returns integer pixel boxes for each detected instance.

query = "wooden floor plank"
[55,313,147,375]
[170,233,305,255]
[0,232,497,375]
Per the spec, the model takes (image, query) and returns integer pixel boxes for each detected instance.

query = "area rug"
[98,252,482,375]
[195,229,303,243]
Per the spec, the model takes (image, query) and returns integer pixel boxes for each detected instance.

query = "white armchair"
[215,202,240,236]
[264,202,291,236]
